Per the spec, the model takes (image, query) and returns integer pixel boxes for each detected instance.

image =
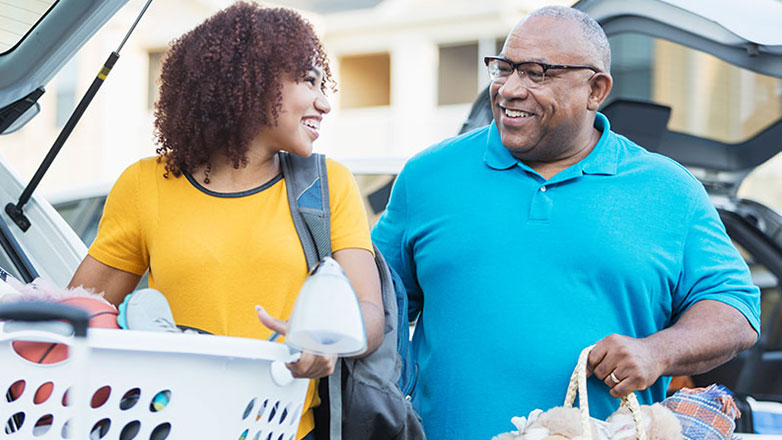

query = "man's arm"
[588,299,757,398]
[371,168,423,322]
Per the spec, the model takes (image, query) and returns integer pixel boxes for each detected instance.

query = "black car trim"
[0,88,45,135]
[0,214,38,283]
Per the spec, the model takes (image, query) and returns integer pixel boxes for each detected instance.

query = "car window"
[0,1,58,54]
[735,242,782,351]
[54,196,105,246]
[761,285,782,351]
[354,173,396,227]
[740,153,782,214]
[0,247,23,282]
[609,33,782,144]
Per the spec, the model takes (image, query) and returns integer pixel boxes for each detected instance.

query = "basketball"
[9,296,119,404]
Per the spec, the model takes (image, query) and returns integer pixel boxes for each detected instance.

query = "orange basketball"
[10,297,119,403]
[59,296,120,330]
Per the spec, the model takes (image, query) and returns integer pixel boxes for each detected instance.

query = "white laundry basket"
[0,303,309,440]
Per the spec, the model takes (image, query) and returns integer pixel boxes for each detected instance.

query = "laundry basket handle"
[0,301,90,337]
[563,345,647,440]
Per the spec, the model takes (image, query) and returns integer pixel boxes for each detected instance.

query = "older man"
[372,5,760,439]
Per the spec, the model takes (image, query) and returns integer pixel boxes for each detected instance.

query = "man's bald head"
[518,5,611,73]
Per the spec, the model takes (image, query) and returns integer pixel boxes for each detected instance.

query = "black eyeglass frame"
[483,56,601,84]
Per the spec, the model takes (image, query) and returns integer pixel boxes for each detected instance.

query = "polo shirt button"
[540,186,547,192]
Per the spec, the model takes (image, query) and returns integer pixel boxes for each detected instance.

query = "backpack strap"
[279,151,342,439]
[279,152,331,269]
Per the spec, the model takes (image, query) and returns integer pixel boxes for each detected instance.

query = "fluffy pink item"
[1,277,112,306]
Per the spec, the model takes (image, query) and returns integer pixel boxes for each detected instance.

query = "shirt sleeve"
[88,162,149,275]
[673,186,761,335]
[327,159,373,254]
[371,167,423,322]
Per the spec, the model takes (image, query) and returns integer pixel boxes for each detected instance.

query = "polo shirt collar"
[483,112,618,176]
[484,120,518,170]
[580,112,617,176]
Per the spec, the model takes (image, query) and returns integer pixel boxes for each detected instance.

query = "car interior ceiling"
[601,98,782,175]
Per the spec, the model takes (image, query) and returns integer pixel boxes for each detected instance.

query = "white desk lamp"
[269,257,367,386]
[285,256,367,357]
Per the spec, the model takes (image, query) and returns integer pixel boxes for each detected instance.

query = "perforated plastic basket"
[0,323,309,440]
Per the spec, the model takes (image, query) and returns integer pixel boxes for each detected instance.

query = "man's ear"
[587,73,613,111]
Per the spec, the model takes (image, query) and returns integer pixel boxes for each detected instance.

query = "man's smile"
[503,108,534,118]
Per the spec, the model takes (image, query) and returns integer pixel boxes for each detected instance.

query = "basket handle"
[563,345,647,440]
[0,301,89,337]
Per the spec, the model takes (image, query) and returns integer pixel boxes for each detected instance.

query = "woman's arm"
[332,247,384,356]
[69,255,142,306]
[255,247,383,379]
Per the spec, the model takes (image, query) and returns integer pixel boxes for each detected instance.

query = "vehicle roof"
[0,0,128,133]
[574,0,782,77]
[659,0,782,46]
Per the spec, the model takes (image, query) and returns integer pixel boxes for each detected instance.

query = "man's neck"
[526,127,602,180]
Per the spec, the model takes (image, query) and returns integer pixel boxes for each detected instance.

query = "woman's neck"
[194,151,280,193]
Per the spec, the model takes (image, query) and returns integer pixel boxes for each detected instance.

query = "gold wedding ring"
[609,372,620,384]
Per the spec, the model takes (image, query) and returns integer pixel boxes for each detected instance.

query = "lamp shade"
[285,257,367,356]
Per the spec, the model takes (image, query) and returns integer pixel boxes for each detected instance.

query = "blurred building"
[1,0,781,212]
[0,0,564,191]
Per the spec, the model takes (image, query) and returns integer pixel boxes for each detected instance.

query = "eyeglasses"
[484,56,600,88]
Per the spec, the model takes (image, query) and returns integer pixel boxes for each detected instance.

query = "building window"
[55,58,78,127]
[339,53,391,109]
[147,50,166,109]
[438,42,478,106]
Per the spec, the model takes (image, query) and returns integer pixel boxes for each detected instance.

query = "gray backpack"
[280,152,425,440]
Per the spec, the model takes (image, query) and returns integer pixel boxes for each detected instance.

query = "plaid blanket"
[662,384,741,440]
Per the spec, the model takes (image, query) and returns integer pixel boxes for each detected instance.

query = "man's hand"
[587,301,757,398]
[587,334,666,398]
[256,305,336,379]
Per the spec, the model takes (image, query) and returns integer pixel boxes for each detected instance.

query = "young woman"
[69,3,383,439]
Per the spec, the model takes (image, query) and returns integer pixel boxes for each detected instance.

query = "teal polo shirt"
[372,113,760,440]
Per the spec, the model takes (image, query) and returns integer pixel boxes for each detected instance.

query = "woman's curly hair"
[153,2,333,180]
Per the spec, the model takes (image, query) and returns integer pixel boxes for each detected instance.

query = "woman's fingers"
[255,305,289,335]
[287,352,337,378]
[256,305,336,378]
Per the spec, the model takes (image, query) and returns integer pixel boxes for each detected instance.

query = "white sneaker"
[117,288,180,332]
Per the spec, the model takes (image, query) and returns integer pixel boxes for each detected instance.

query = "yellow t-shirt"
[89,156,373,439]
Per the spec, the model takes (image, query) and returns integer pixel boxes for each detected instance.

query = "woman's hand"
[256,305,336,379]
